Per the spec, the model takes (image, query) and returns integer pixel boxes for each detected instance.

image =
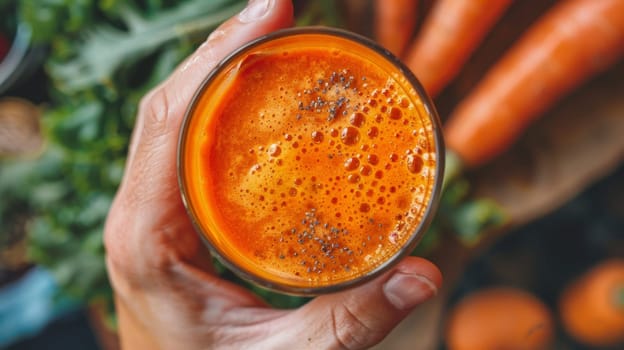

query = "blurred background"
[1,0,622,349]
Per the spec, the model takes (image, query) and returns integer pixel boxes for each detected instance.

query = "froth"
[201,48,437,284]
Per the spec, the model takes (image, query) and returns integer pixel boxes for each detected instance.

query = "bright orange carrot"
[374,0,419,57]
[445,0,624,168]
[559,259,624,347]
[404,0,512,97]
[445,287,554,350]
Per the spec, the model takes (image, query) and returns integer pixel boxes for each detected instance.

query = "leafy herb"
[48,0,245,93]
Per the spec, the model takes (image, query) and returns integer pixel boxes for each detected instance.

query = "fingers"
[269,257,442,350]
[123,0,293,191]
[105,0,293,280]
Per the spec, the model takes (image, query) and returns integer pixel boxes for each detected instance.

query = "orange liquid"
[181,32,441,291]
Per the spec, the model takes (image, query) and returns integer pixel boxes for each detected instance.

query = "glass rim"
[177,26,445,296]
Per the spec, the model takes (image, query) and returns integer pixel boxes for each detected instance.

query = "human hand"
[104,1,442,349]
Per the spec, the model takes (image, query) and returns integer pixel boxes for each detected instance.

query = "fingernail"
[383,272,438,310]
[239,0,271,23]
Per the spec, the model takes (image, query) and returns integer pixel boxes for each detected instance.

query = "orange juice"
[179,28,444,294]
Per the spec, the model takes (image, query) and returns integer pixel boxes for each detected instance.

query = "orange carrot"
[445,0,624,168]
[374,0,419,57]
[559,259,624,347]
[404,0,512,97]
[445,287,554,350]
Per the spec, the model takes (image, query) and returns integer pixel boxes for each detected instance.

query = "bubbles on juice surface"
[268,144,281,157]
[349,112,365,127]
[311,131,324,143]
[367,126,379,138]
[389,107,402,120]
[406,154,423,174]
[341,127,359,145]
[208,55,436,285]
[259,72,432,281]
[359,165,372,176]
[344,157,360,171]
[367,154,379,165]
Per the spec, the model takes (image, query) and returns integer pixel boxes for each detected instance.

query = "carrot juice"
[178,28,444,294]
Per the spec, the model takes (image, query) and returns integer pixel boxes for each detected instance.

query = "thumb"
[281,257,442,349]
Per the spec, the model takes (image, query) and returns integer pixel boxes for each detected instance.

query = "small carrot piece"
[445,0,624,168]
[404,0,512,97]
[374,0,418,57]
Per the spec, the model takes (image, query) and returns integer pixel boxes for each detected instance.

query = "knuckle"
[330,304,379,350]
[138,86,172,139]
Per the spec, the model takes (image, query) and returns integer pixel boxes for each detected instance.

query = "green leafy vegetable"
[48,0,245,93]
[18,0,96,43]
